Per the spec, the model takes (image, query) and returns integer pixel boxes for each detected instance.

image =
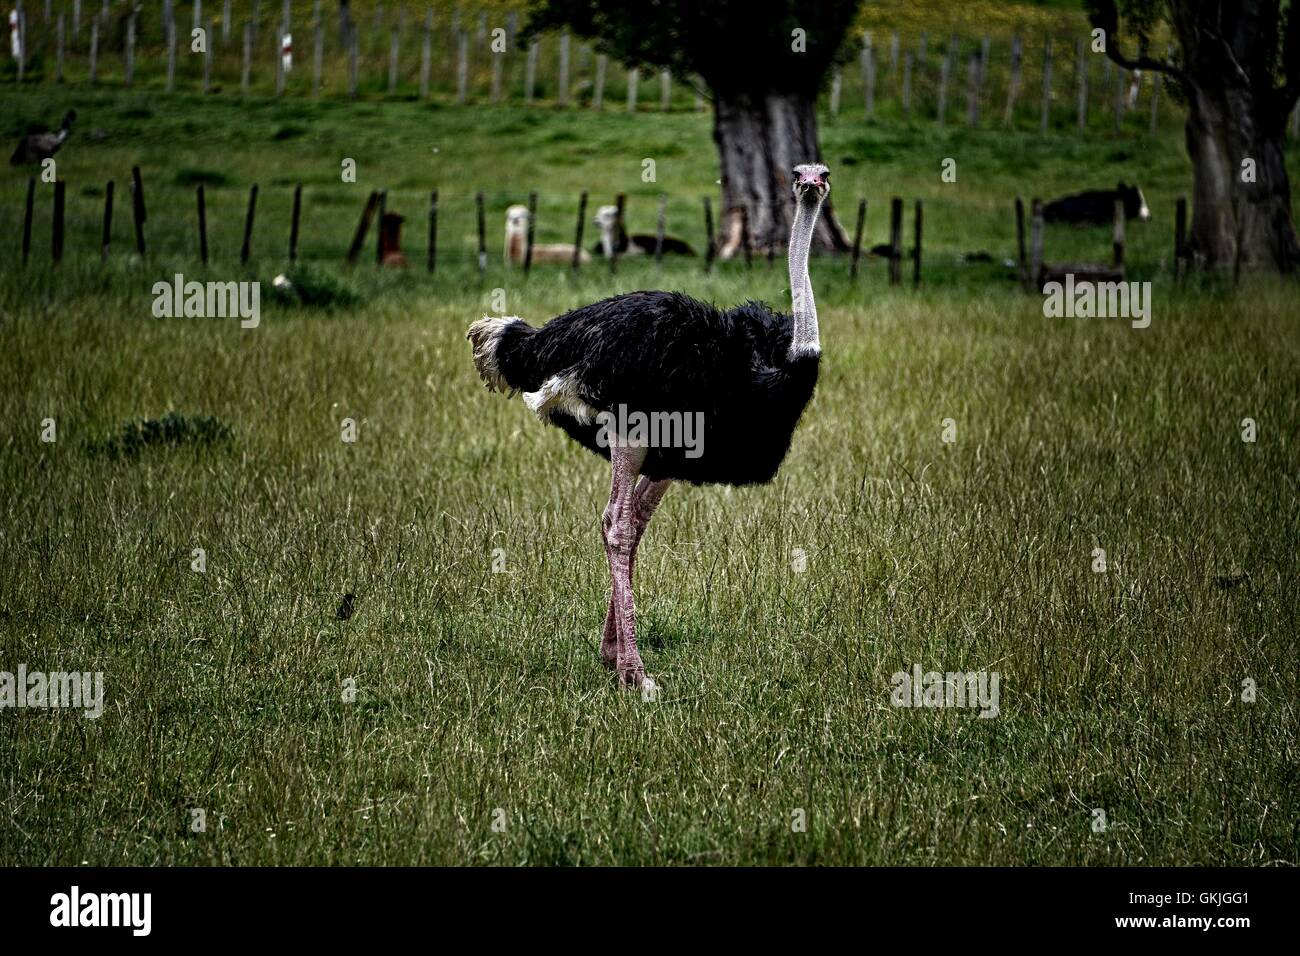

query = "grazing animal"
[504,204,591,266]
[378,212,408,268]
[10,110,76,166]
[590,204,696,258]
[468,163,832,691]
[1044,182,1151,225]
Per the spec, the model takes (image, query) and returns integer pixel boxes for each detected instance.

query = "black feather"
[491,291,819,486]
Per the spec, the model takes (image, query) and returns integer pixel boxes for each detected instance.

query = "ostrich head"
[791,163,830,203]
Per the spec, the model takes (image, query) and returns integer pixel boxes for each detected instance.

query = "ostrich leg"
[601,474,671,669]
[601,444,657,688]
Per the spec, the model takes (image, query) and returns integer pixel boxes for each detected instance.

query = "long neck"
[787,195,823,359]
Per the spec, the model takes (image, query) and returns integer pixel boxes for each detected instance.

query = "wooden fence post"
[889,197,902,285]
[593,54,607,109]
[388,26,400,93]
[313,20,324,96]
[661,68,672,111]
[241,185,259,265]
[22,178,35,266]
[243,21,253,94]
[558,32,570,106]
[1174,196,1187,284]
[978,35,991,103]
[1039,37,1053,133]
[476,192,487,274]
[1149,72,1161,134]
[491,38,503,103]
[966,53,980,126]
[166,20,176,90]
[348,27,358,98]
[1029,198,1045,290]
[89,14,99,83]
[829,67,841,116]
[850,197,866,280]
[1112,198,1126,271]
[203,20,213,93]
[626,67,638,112]
[131,166,147,257]
[901,53,913,119]
[1071,41,1085,132]
[289,184,302,263]
[1003,35,1021,127]
[346,191,380,266]
[456,30,468,103]
[863,39,875,120]
[1015,196,1027,287]
[427,189,438,273]
[912,199,923,286]
[654,194,667,264]
[125,12,135,87]
[1113,67,1125,134]
[524,40,538,103]
[101,180,113,263]
[418,12,430,99]
[936,55,950,126]
[572,191,588,270]
[523,191,537,276]
[702,196,715,273]
[611,193,625,273]
[197,185,209,264]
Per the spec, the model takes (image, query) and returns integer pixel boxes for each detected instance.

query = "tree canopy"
[524,0,863,96]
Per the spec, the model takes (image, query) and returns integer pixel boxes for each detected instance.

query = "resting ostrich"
[504,204,591,266]
[591,204,697,258]
[10,110,76,166]
[468,163,831,691]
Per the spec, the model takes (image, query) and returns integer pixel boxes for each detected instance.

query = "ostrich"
[504,204,591,266]
[10,110,76,166]
[468,163,831,691]
[591,204,697,258]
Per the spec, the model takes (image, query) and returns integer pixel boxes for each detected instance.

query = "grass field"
[1,75,1299,866]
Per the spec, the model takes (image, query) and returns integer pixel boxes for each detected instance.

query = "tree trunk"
[712,89,849,258]
[1184,82,1300,271]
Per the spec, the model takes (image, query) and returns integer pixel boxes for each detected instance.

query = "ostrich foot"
[618,665,656,694]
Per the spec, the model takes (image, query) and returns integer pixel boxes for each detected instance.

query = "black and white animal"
[1043,182,1150,225]
[10,110,76,166]
[591,204,696,258]
[468,163,831,691]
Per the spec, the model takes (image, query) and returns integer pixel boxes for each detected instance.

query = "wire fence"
[10,1,1298,138]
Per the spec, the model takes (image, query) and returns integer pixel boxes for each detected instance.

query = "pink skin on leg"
[601,474,671,669]
[600,445,667,688]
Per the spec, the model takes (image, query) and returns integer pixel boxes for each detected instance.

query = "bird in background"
[468,163,832,691]
[10,110,76,166]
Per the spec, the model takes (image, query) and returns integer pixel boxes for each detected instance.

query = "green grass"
[1,82,1298,866]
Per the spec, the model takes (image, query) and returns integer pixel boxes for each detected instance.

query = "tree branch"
[1087,0,1191,89]
[1281,0,1300,108]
